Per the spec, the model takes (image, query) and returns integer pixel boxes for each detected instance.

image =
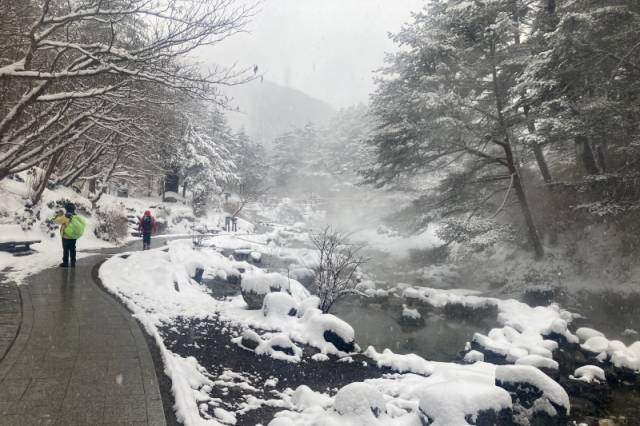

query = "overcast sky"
[200,0,425,108]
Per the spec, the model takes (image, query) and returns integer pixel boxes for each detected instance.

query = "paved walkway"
[0,253,166,426]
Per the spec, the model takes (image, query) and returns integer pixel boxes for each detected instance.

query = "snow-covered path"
[0,245,167,425]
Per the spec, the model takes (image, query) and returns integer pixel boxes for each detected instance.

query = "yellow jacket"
[54,214,70,238]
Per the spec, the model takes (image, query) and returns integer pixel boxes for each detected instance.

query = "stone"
[323,330,355,353]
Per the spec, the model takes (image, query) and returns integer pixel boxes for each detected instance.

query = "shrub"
[94,206,129,242]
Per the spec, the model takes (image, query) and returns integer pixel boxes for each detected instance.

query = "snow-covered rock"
[515,354,559,370]
[240,272,291,309]
[289,267,315,290]
[291,385,332,410]
[262,292,298,318]
[333,382,386,418]
[303,309,356,353]
[576,327,605,342]
[463,350,485,363]
[414,380,511,426]
[399,304,424,327]
[581,335,610,354]
[570,365,606,383]
[495,364,570,419]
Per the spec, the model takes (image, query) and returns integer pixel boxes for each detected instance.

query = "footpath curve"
[0,250,167,426]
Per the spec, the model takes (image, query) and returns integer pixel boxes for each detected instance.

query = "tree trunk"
[31,152,61,205]
[532,144,552,183]
[512,172,545,259]
[182,180,188,198]
[165,171,179,193]
[523,105,552,183]
[575,135,599,175]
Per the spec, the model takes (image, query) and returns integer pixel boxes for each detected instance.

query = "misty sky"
[201,0,425,108]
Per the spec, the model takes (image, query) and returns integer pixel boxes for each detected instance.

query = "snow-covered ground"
[97,222,640,426]
[0,175,231,284]
[0,177,115,283]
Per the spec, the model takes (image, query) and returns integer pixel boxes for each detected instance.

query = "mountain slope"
[224,80,336,146]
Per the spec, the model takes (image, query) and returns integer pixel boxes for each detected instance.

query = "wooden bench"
[0,240,41,256]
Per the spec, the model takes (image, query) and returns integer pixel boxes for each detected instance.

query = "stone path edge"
[0,279,32,381]
[91,259,181,426]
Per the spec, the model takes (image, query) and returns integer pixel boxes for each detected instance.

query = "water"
[331,297,498,361]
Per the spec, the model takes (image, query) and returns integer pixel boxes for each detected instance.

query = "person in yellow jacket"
[53,203,84,267]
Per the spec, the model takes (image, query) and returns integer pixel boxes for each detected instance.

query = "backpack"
[65,215,86,239]
[141,215,153,233]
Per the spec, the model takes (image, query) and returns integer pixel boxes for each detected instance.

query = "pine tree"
[367,0,546,258]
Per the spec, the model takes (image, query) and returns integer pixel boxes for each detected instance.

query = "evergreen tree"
[367,0,545,258]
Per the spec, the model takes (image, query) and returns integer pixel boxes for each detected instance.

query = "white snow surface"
[271,365,513,426]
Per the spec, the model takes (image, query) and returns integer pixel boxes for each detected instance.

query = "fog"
[200,0,425,108]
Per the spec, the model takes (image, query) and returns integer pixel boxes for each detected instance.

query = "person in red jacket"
[137,210,157,250]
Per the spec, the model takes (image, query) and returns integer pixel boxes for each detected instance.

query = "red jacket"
[138,211,157,234]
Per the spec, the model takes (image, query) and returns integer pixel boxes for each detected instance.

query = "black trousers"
[62,238,77,266]
[142,232,151,249]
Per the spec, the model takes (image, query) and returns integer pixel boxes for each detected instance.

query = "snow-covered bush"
[311,227,367,313]
[94,206,129,242]
[14,205,38,231]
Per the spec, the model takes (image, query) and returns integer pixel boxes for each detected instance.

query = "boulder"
[495,365,569,425]
[324,330,355,353]
[241,290,267,310]
[241,273,291,310]
[289,268,316,290]
[333,382,386,418]
[262,292,298,318]
[239,330,261,350]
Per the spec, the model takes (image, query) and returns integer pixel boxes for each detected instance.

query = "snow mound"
[242,272,290,295]
[415,380,511,426]
[333,382,386,417]
[291,385,332,411]
[263,292,298,318]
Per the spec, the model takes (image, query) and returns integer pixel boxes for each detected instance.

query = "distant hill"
[224,80,336,146]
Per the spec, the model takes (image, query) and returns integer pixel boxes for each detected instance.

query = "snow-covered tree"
[0,0,254,191]
[521,0,640,178]
[366,0,546,258]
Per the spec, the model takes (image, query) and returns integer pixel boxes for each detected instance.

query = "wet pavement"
[0,278,20,364]
[0,247,166,425]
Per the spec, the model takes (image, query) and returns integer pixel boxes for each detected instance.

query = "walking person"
[138,210,157,250]
[54,203,86,267]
